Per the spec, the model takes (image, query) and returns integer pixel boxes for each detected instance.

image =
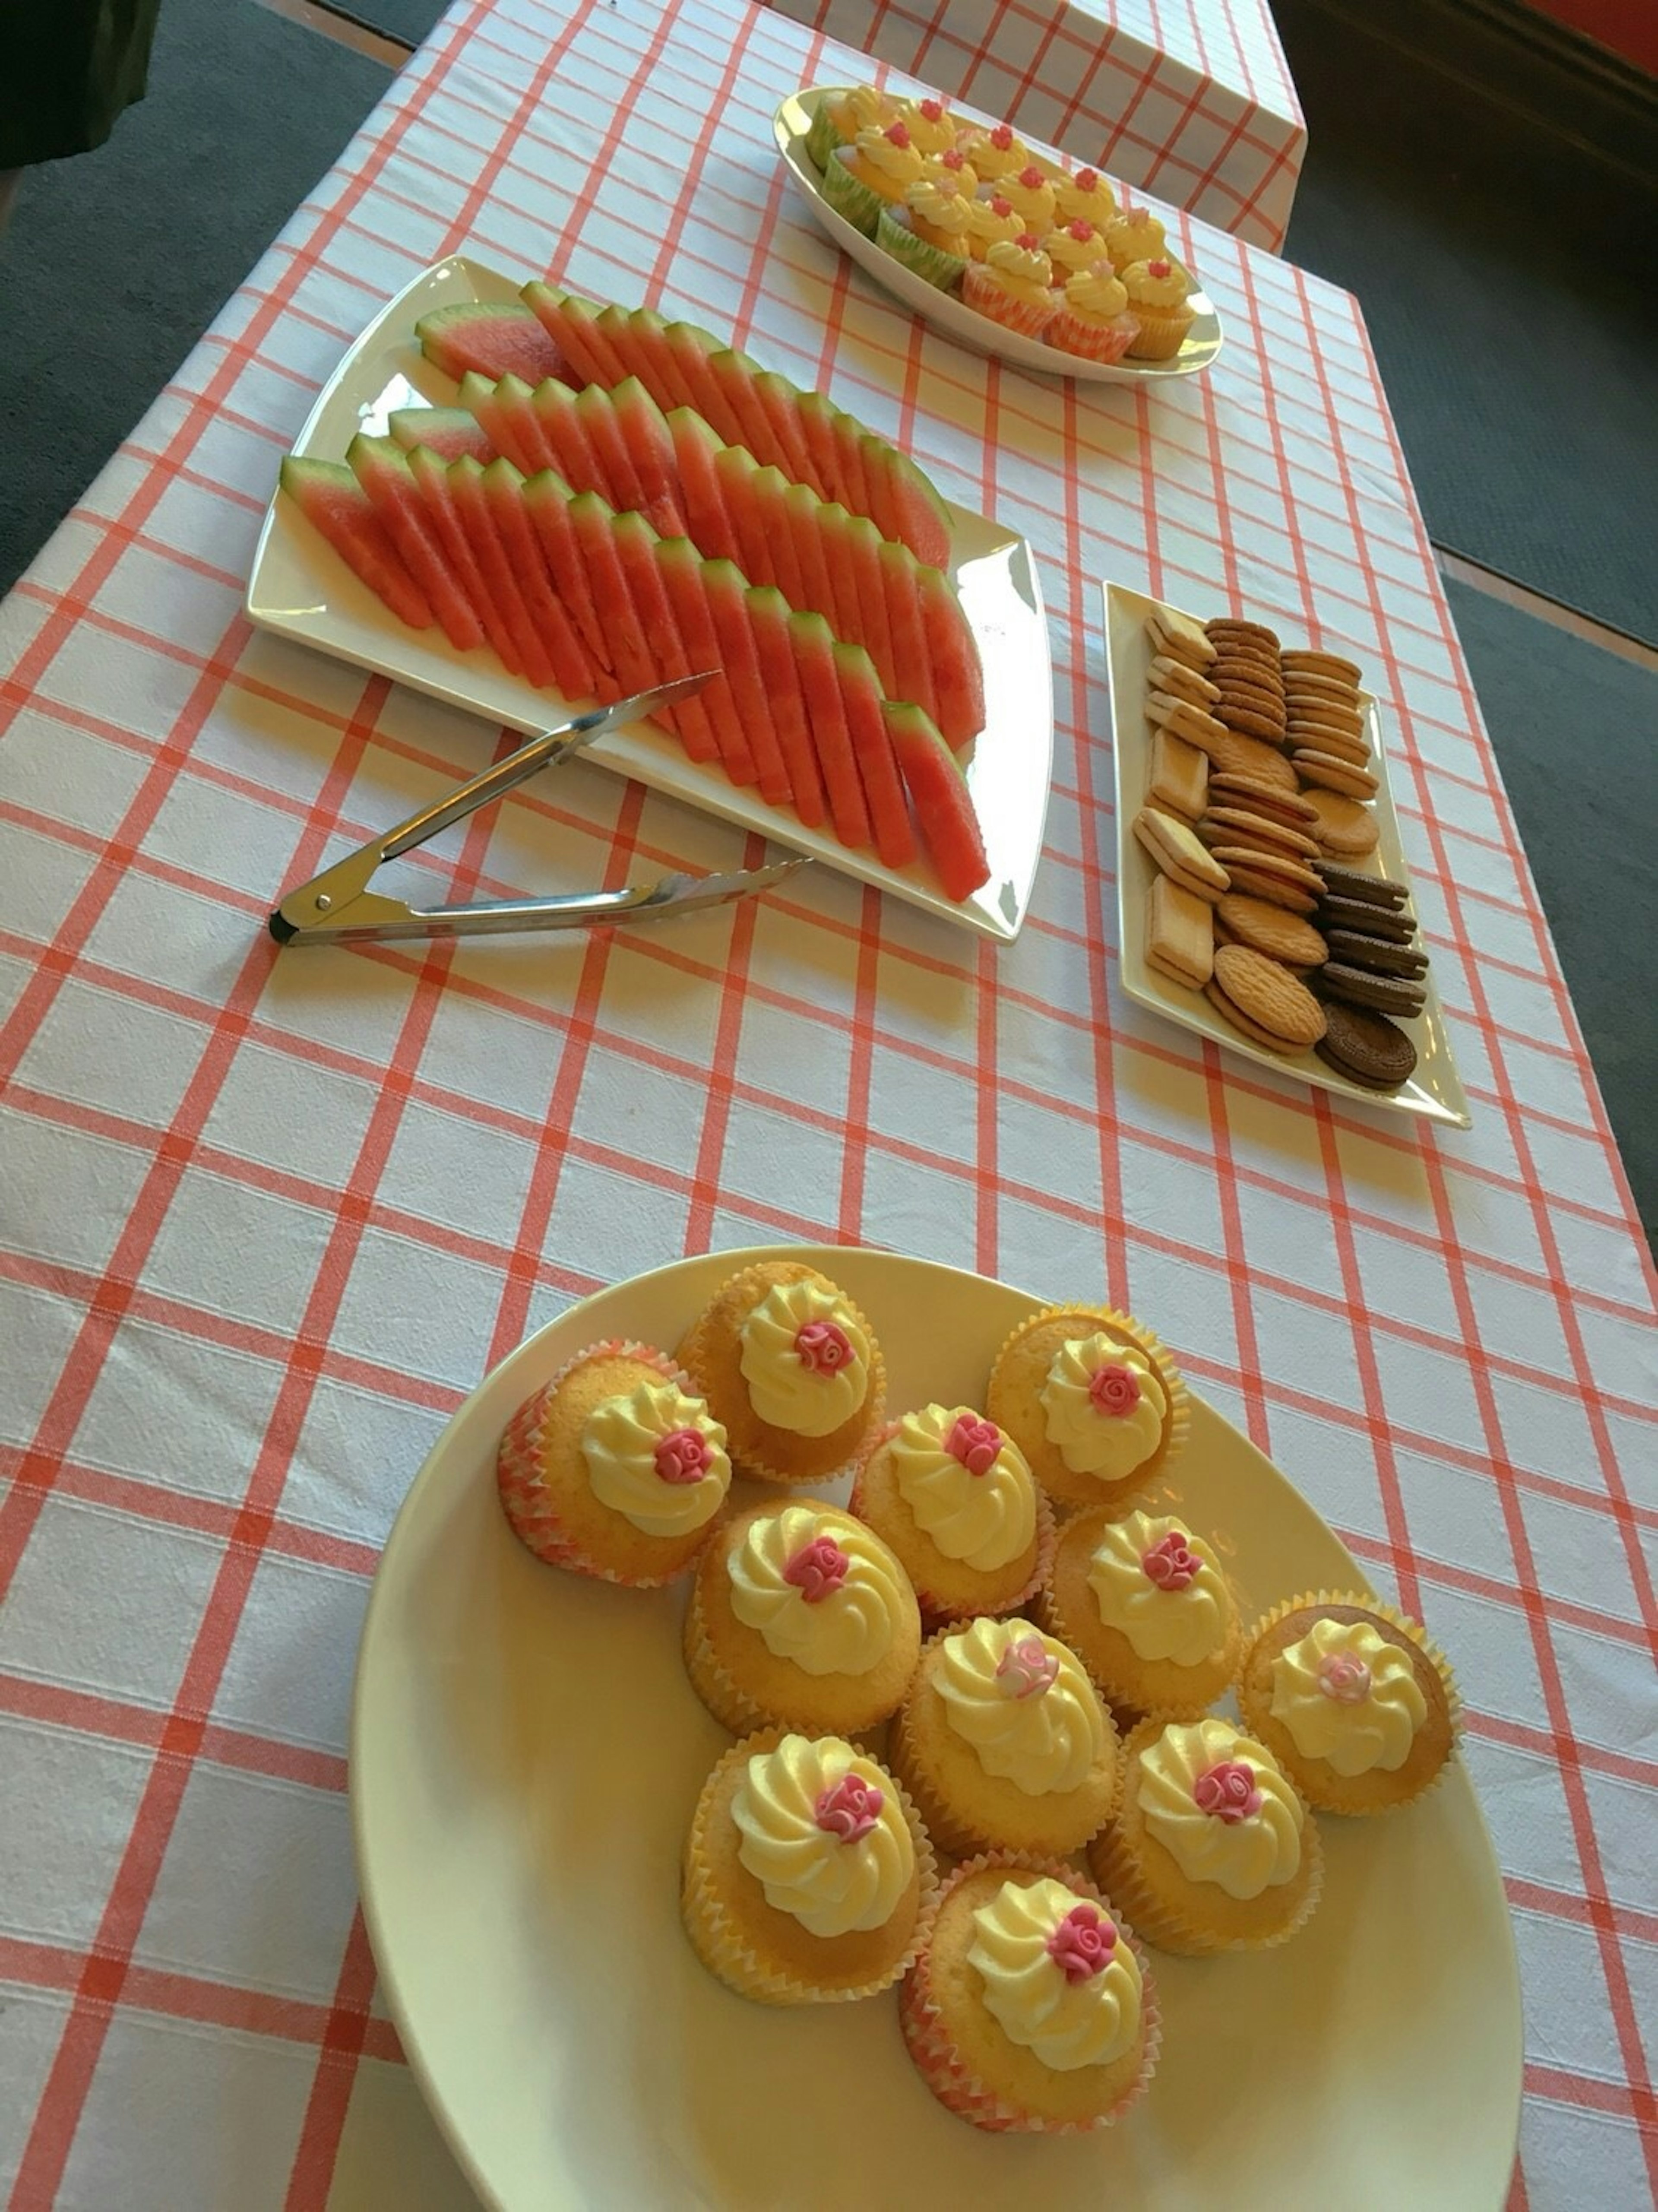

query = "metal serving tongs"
[268,673,807,948]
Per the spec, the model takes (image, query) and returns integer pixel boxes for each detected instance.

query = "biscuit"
[1200,805,1320,860]
[1286,721,1371,767]
[1146,875,1215,990]
[1211,848,1323,912]
[1314,862,1408,907]
[1216,697,1288,744]
[1215,680,1288,726]
[1294,750,1380,799]
[1151,654,1221,708]
[1145,691,1229,752]
[1148,606,1216,668]
[1206,618,1279,650]
[1216,894,1328,968]
[1317,894,1417,941]
[1208,774,1318,827]
[1148,729,1208,823]
[1212,653,1285,695]
[1315,1000,1419,1090]
[1325,929,1429,978]
[1284,687,1363,730]
[1212,944,1326,1048]
[1282,648,1361,685]
[1204,979,1304,1054]
[1302,790,1381,856]
[1317,963,1427,1017]
[1212,732,1300,789]
[1134,806,1229,902]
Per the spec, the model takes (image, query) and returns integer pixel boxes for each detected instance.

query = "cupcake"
[1235,1593,1461,1815]
[822,120,924,237]
[896,95,956,157]
[1039,1505,1242,1718]
[962,234,1058,341]
[674,1258,885,1485]
[1000,163,1058,234]
[890,1616,1118,1856]
[877,182,972,290]
[963,191,1022,263]
[1047,261,1141,365]
[900,1856,1159,2132]
[1041,219,1107,277]
[984,1303,1188,1511]
[849,1403,1055,1623]
[956,120,1025,183]
[1102,206,1166,269]
[497,1340,731,1585]
[1123,256,1195,359]
[683,1498,922,1736]
[921,145,978,198]
[811,82,894,166]
[1054,164,1117,228]
[1089,1715,1323,1955]
[682,1727,936,2003]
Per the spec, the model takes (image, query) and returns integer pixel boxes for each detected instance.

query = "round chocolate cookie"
[1314,862,1409,907]
[1325,929,1429,978]
[1317,963,1427,1018]
[1315,1000,1419,1090]
[1317,894,1418,941]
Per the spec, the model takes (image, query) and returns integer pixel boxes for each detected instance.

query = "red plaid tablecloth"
[756,0,1306,249]
[1,0,1653,2204]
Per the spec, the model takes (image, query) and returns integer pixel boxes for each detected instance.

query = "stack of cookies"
[1135,603,1432,1091]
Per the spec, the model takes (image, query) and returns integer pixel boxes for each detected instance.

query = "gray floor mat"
[318,0,446,47]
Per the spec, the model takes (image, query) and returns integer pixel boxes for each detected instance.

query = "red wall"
[1522,0,1658,73]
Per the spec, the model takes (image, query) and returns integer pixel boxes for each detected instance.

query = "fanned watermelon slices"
[279,457,433,634]
[414,302,565,388]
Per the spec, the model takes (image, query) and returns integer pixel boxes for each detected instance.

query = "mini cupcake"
[683,1498,921,1736]
[1102,206,1166,269]
[1039,1505,1242,1718]
[962,234,1058,341]
[921,145,978,198]
[1000,163,1058,234]
[849,1403,1055,1623]
[813,82,894,162]
[1089,1715,1323,1955]
[956,120,1025,183]
[963,191,1022,263]
[896,95,956,157]
[890,1616,1118,1857]
[984,1303,1188,1511]
[674,1258,885,1485]
[1047,260,1141,365]
[1123,256,1195,359]
[1054,164,1117,228]
[682,1727,936,2003]
[821,120,924,237]
[900,1856,1160,2132]
[497,1340,731,1585]
[1041,219,1107,278]
[878,182,972,290]
[1235,1593,1461,1815]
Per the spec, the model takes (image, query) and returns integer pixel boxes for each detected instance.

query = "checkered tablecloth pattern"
[0,0,1653,2204]
[756,0,1306,249]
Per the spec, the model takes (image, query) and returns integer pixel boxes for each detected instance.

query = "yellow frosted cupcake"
[1000,162,1058,234]
[822,83,895,150]
[900,1856,1160,2132]
[956,120,1025,182]
[1042,218,1107,277]
[921,145,978,198]
[683,1498,921,1736]
[896,95,956,157]
[963,191,1022,263]
[682,1728,937,2003]
[674,1258,885,1484]
[1054,164,1117,228]
[497,1339,731,1585]
[1102,206,1166,269]
[1090,1715,1323,1955]
[1123,255,1195,359]
[890,1617,1119,1856]
[849,117,925,205]
[849,1403,1055,1623]
[1047,260,1141,365]
[1235,1593,1461,1815]
[984,1303,1188,1511]
[877,182,973,291]
[1039,1505,1242,1718]
[962,234,1058,341]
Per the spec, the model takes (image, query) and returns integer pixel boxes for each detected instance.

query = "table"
[755,0,1307,250]
[1,0,1653,2204]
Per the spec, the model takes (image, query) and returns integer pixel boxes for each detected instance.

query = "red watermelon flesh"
[747,467,806,613]
[916,564,986,750]
[704,560,791,805]
[609,514,720,765]
[746,587,826,829]
[668,409,739,565]
[844,514,896,709]
[566,490,657,697]
[655,538,756,786]
[664,324,745,447]
[708,350,783,476]
[575,384,646,521]
[529,381,614,511]
[877,444,952,573]
[522,469,613,677]
[481,459,604,703]
[792,391,845,505]
[345,434,480,650]
[789,611,872,851]
[609,379,687,540]
[281,456,434,634]
[448,458,556,689]
[885,701,989,899]
[830,412,872,523]
[781,481,838,633]
[711,442,766,584]
[386,406,495,466]
[876,538,938,725]
[406,444,523,672]
[594,303,650,387]
[521,284,630,389]
[752,370,817,493]
[811,504,867,654]
[458,372,556,477]
[417,301,565,389]
[834,643,918,870]
[626,308,699,414]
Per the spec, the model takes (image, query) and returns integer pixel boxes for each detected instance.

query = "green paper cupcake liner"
[819,148,883,238]
[875,206,968,294]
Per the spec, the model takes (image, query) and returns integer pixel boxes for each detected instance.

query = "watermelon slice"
[709,350,782,477]
[521,284,630,388]
[343,436,480,651]
[781,481,838,632]
[610,380,687,540]
[876,538,938,726]
[458,371,557,476]
[812,504,867,654]
[789,611,871,851]
[594,302,651,387]
[481,459,604,703]
[711,442,765,583]
[566,489,655,696]
[608,514,720,765]
[792,391,845,504]
[280,456,434,634]
[834,643,918,870]
[655,538,756,786]
[528,380,614,512]
[664,324,745,447]
[747,466,807,613]
[916,564,987,751]
[831,412,872,524]
[416,301,565,388]
[386,406,496,466]
[448,457,556,689]
[885,702,989,899]
[873,444,952,573]
[406,444,524,675]
[668,409,739,565]
[704,560,791,805]
[626,307,700,414]
[844,514,896,710]
[575,383,646,522]
[746,587,826,829]
[751,370,816,493]
[522,469,614,675]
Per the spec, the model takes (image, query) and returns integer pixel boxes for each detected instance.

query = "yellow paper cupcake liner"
[899,1851,1161,2133]
[681,1728,939,2004]
[680,1572,770,1736]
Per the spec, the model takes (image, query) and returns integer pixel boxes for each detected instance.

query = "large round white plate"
[351,1246,1520,2210]
[775,90,1224,385]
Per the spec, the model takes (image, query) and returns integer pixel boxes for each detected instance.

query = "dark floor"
[2,0,1654,1241]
